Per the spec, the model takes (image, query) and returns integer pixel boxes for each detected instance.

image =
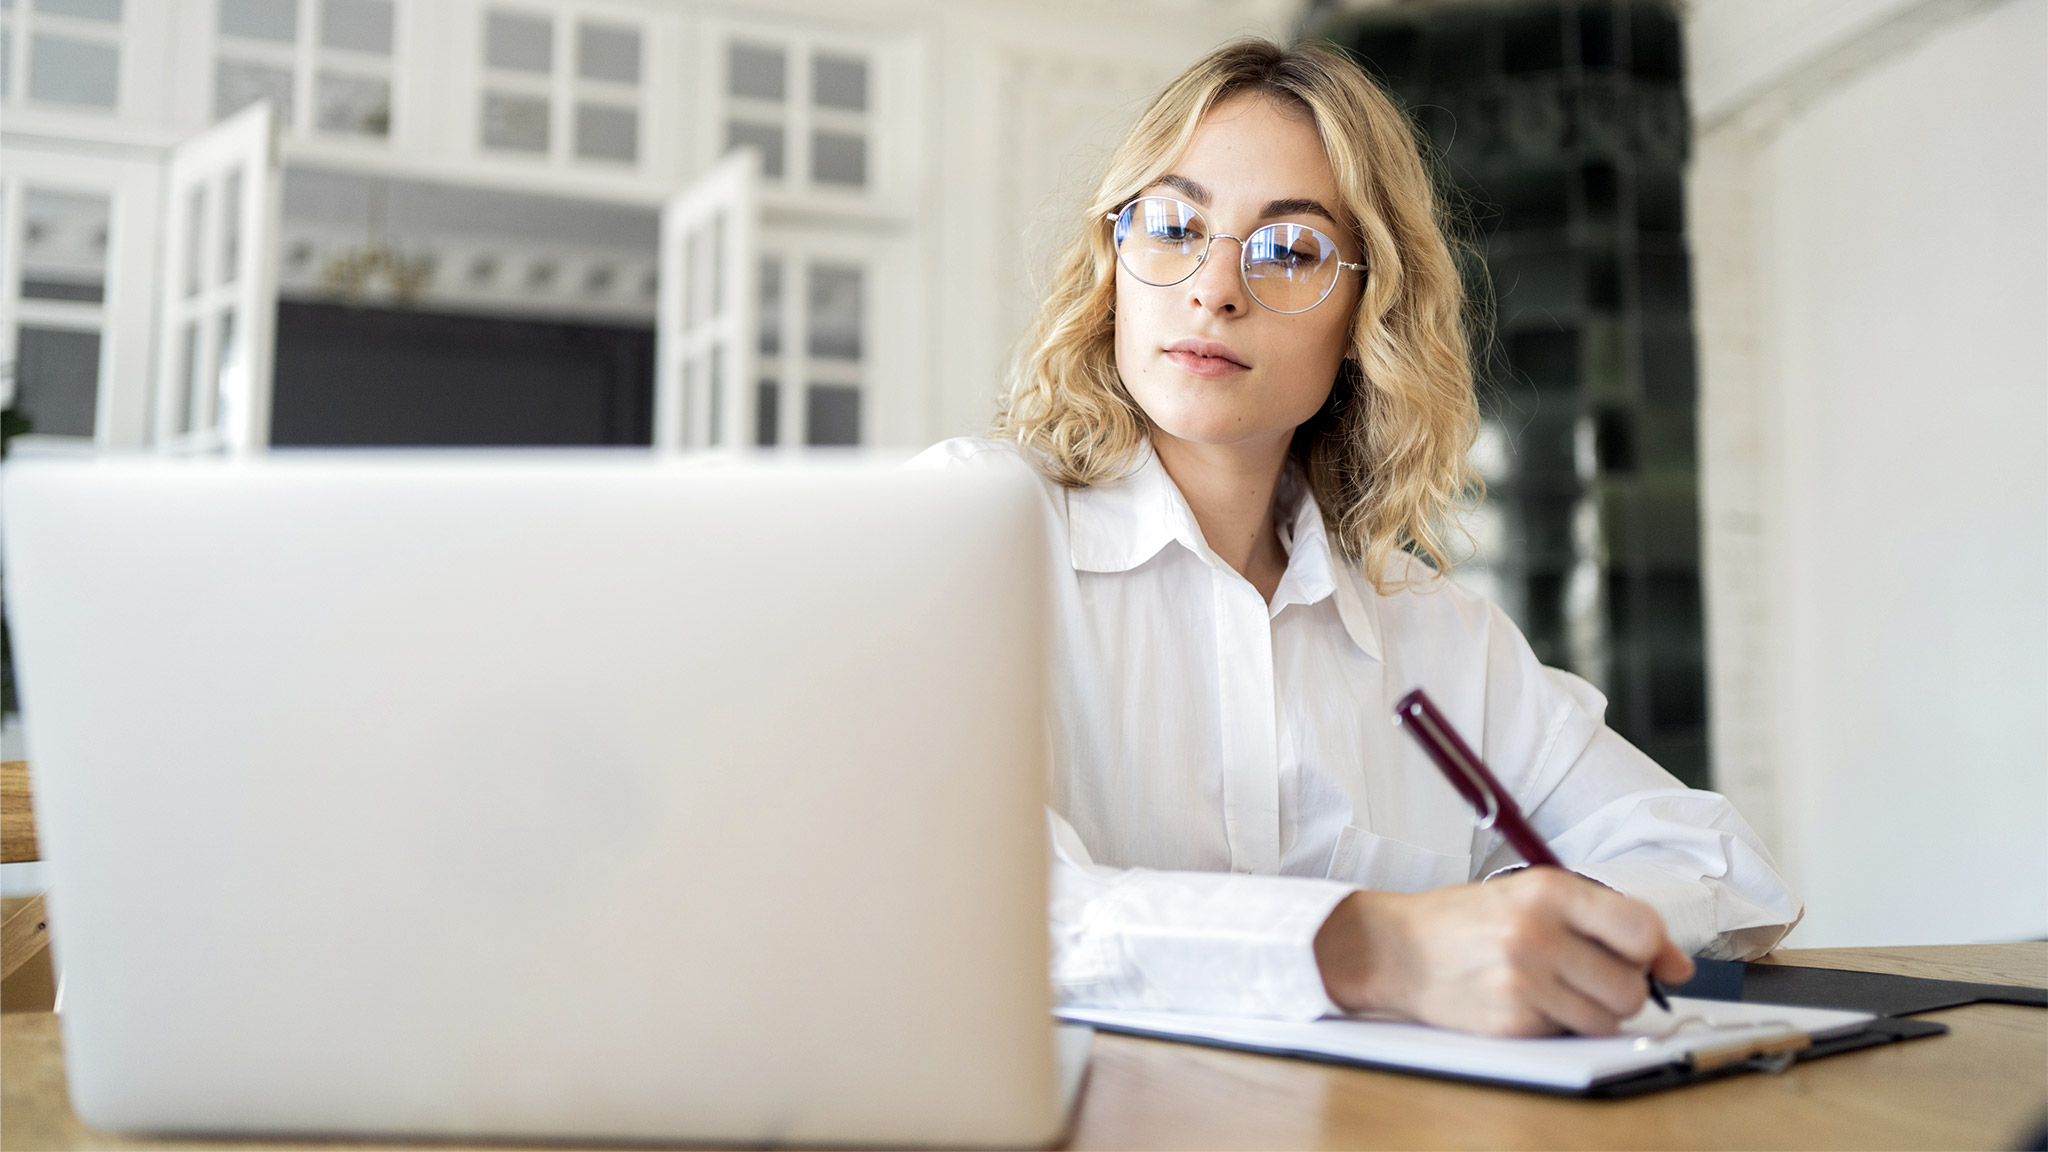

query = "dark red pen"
[1392,687,1672,1014]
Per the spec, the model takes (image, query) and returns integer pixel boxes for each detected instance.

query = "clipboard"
[1675,957,2048,1016]
[1057,996,1948,1098]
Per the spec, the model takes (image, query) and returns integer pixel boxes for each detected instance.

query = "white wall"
[922,2,1296,442]
[1689,0,2048,947]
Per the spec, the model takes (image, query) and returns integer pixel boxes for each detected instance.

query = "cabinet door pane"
[804,383,858,446]
[29,35,118,107]
[811,131,865,187]
[216,60,293,124]
[754,380,778,446]
[575,103,636,163]
[36,0,122,20]
[806,263,860,360]
[482,92,549,152]
[484,10,550,73]
[812,54,866,111]
[727,43,784,100]
[321,0,392,53]
[219,0,294,41]
[317,73,390,136]
[19,189,109,303]
[14,327,100,436]
[578,22,638,84]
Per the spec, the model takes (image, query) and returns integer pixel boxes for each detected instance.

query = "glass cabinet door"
[656,147,757,451]
[152,99,281,453]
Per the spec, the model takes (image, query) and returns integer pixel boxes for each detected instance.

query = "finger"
[1531,968,1626,1036]
[1550,927,1653,1019]
[1559,884,1671,969]
[1652,939,1695,985]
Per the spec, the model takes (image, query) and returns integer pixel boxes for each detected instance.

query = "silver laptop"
[1,450,1085,1147]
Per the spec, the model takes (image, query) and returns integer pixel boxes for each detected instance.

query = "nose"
[1187,234,1248,316]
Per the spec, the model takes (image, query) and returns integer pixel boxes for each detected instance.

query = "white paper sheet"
[1057,996,1876,1090]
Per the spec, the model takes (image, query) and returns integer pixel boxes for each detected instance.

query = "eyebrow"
[1151,174,1342,227]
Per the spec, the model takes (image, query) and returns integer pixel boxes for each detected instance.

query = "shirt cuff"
[1484,863,1625,895]
[1567,859,1720,956]
[1064,870,1359,1021]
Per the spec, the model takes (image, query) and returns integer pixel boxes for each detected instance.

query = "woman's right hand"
[1312,868,1695,1036]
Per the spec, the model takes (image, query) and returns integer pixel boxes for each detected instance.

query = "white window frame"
[656,148,757,452]
[306,0,400,143]
[468,0,658,174]
[701,17,906,210]
[2,0,125,115]
[0,142,163,449]
[211,0,401,144]
[754,224,916,450]
[151,100,282,454]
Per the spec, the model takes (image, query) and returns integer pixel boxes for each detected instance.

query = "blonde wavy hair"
[991,38,1479,589]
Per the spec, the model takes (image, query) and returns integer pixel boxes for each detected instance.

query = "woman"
[914,39,1800,1036]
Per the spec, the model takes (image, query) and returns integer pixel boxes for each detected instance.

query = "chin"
[1131,382,1293,450]
[1144,404,1277,448]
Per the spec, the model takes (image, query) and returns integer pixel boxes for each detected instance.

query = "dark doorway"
[270,302,654,447]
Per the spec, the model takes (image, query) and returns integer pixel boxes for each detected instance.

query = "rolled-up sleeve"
[1047,810,1357,1020]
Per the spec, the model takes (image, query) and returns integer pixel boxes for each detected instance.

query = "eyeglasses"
[1106,196,1367,314]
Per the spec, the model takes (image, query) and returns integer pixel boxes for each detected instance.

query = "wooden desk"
[4,943,2042,1150]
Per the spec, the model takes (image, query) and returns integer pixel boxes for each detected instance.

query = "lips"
[1163,338,1249,377]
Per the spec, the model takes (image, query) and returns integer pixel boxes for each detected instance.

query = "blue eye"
[1249,226,1331,272]
[1121,198,1206,251]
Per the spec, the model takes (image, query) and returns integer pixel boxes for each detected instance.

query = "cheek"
[1273,313,1354,411]
[1311,290,1360,360]
[1111,276,1157,388]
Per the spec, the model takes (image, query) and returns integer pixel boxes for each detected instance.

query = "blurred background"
[0,0,2041,951]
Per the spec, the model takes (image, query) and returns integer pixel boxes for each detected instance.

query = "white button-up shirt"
[912,437,1802,1021]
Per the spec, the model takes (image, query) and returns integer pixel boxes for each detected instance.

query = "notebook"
[1059,996,1931,1097]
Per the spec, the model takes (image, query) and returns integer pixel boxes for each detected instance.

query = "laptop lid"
[2,452,1065,1146]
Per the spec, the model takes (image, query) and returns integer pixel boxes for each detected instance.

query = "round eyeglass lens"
[1243,223,1344,313]
[1115,198,1353,313]
[1114,197,1206,287]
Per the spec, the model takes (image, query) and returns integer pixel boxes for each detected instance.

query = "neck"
[1150,429,1293,603]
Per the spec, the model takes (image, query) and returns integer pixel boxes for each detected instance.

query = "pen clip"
[1405,702,1500,830]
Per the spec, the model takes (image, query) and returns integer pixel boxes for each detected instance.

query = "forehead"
[1156,93,1344,216]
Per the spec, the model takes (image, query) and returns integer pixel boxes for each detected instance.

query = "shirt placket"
[1212,567,1281,874]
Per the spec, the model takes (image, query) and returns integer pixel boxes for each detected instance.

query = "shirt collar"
[1271,470,1384,663]
[1268,466,1334,611]
[1064,442,1383,661]
[1064,442,1196,574]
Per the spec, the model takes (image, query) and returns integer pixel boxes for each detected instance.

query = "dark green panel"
[1314,0,1710,787]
